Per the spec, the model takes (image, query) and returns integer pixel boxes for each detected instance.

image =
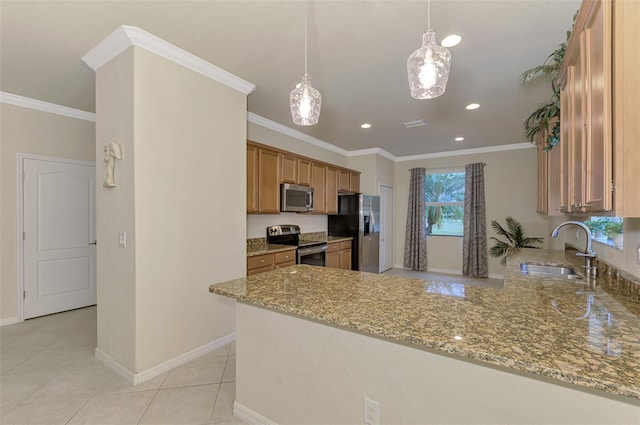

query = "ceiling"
[0,1,580,157]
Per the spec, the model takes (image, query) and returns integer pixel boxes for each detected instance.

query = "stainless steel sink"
[519,262,582,280]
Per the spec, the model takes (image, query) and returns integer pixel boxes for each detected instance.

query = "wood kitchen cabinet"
[536,119,562,216]
[326,240,352,270]
[339,240,352,270]
[246,144,259,213]
[556,0,640,216]
[280,153,297,184]
[311,163,326,214]
[246,141,280,213]
[298,159,312,186]
[326,167,339,215]
[247,249,296,276]
[326,242,340,268]
[247,140,361,215]
[257,147,280,213]
[349,172,360,193]
[338,170,350,192]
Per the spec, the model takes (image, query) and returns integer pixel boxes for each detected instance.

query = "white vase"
[613,233,624,248]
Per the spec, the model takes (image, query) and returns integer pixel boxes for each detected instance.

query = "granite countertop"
[325,236,353,243]
[211,248,640,400]
[246,244,296,257]
[247,235,352,257]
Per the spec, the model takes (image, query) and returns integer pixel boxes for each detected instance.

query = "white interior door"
[23,158,96,319]
[379,185,394,273]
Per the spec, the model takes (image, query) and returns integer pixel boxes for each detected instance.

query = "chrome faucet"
[550,221,597,277]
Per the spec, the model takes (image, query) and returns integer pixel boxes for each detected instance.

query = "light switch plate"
[636,243,640,265]
[119,232,127,248]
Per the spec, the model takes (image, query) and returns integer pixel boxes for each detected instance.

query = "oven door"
[296,245,327,267]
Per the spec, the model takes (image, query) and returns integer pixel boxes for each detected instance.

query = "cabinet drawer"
[247,254,274,271]
[339,240,352,250]
[247,266,273,276]
[275,250,295,264]
[326,242,340,253]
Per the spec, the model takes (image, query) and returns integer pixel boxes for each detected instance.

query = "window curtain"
[462,163,488,277]
[404,168,427,271]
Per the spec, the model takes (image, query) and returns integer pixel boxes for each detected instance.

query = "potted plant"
[584,219,606,239]
[603,221,623,247]
[519,13,577,151]
[489,217,544,265]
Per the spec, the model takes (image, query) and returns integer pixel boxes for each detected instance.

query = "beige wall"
[569,217,640,279]
[0,103,95,322]
[95,49,137,370]
[236,302,640,424]
[347,153,395,196]
[393,148,551,277]
[246,121,348,238]
[96,46,244,373]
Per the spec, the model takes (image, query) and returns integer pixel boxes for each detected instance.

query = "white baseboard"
[0,316,19,327]
[95,347,135,383]
[234,401,278,425]
[95,332,236,385]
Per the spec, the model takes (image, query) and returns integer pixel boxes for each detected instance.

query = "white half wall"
[236,302,640,424]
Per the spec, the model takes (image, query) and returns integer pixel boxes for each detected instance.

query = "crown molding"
[348,147,397,161]
[247,112,351,157]
[0,92,96,122]
[395,142,535,162]
[82,25,255,95]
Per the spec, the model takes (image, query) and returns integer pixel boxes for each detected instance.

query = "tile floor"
[0,306,245,425]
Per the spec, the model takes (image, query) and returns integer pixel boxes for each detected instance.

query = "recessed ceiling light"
[441,34,462,48]
[454,335,463,341]
[465,103,480,110]
[403,119,426,128]
[360,123,371,129]
[455,137,465,142]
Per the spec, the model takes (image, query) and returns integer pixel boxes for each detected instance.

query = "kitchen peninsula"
[209,249,640,424]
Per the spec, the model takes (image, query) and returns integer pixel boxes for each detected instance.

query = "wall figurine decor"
[103,142,123,188]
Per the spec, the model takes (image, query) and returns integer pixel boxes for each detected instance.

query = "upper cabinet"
[556,0,640,216]
[536,118,563,216]
[247,140,361,215]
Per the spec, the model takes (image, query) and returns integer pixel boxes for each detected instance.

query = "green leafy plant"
[603,221,623,239]
[519,12,577,151]
[489,217,544,266]
[584,219,606,234]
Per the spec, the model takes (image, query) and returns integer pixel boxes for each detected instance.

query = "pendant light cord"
[304,1,308,75]
[427,0,431,30]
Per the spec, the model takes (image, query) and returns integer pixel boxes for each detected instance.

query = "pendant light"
[407,0,451,99]
[290,2,321,126]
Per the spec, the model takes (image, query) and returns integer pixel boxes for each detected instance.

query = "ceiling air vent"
[403,119,426,128]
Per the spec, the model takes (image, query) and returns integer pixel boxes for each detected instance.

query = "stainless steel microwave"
[280,183,314,212]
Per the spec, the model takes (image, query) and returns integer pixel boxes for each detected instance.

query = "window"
[425,171,465,236]
[586,216,623,248]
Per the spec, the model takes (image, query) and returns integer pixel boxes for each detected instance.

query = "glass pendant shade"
[407,30,451,99]
[290,74,321,126]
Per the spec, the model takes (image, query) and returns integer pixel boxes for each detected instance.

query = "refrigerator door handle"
[370,211,376,240]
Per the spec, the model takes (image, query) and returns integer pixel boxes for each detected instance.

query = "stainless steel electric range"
[266,225,327,267]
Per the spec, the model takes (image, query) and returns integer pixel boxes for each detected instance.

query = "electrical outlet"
[364,397,379,425]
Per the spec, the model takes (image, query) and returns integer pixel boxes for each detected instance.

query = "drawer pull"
[260,259,265,263]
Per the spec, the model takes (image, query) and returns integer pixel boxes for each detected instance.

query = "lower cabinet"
[247,249,295,276]
[326,240,352,270]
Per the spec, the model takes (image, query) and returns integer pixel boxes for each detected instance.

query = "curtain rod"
[409,163,486,172]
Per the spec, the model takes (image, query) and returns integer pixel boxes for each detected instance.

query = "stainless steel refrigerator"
[328,194,380,273]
